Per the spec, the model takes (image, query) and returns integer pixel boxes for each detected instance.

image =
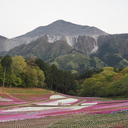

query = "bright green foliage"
[80,78,97,96]
[100,67,116,77]
[121,67,128,75]
[78,66,128,97]
[79,67,118,97]
[35,66,45,88]
[11,56,26,75]
[107,74,128,97]
[22,65,38,87]
[5,73,22,87]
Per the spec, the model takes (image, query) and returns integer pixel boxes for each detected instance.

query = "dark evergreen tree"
[1,55,12,91]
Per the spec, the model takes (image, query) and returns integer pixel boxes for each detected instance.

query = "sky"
[0,0,128,38]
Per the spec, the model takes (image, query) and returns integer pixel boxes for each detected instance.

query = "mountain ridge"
[17,19,108,38]
[0,20,108,53]
[1,20,128,73]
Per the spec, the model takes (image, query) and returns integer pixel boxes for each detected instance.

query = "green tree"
[79,78,97,96]
[22,65,38,87]
[35,66,45,88]
[11,56,26,75]
[5,73,22,87]
[106,74,128,97]
[0,64,3,85]
[1,55,12,91]
[35,58,52,89]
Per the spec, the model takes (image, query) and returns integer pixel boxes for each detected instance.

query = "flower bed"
[0,94,128,124]
[0,94,27,106]
[11,93,52,101]
[35,98,78,106]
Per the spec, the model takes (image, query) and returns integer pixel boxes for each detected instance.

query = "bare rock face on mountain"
[0,20,107,55]
[74,36,98,54]
[8,36,74,61]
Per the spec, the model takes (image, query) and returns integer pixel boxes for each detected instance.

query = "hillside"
[8,33,128,73]
[97,34,128,68]
[0,20,107,54]
[1,20,128,73]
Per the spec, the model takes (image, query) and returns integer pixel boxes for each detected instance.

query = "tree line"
[77,67,128,97]
[0,55,77,95]
[1,55,128,98]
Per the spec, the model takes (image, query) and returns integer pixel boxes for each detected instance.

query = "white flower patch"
[3,105,86,113]
[3,107,60,112]
[66,106,87,110]
[50,95,66,99]
[81,103,97,106]
[38,98,78,106]
[0,97,13,101]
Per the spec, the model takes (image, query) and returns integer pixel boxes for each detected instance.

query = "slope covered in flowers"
[0,87,128,127]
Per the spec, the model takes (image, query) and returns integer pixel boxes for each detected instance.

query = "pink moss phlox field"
[116,125,126,128]
[0,113,25,119]
[94,102,128,109]
[6,97,24,102]
[11,93,52,101]
[38,108,71,115]
[35,100,57,105]
[0,108,76,122]
[61,94,102,100]
[0,94,9,98]
[87,108,128,115]
[0,101,27,106]
[66,99,81,105]
[0,93,128,122]
[26,97,47,101]
[98,100,128,104]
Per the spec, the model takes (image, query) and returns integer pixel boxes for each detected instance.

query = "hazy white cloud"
[0,0,128,38]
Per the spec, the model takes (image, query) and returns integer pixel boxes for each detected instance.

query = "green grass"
[0,87,52,94]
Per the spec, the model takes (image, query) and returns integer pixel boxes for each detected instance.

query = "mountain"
[0,36,8,52]
[18,20,107,38]
[8,33,128,73]
[1,20,128,73]
[0,20,107,55]
[50,50,107,73]
[96,34,128,68]
[8,36,73,61]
